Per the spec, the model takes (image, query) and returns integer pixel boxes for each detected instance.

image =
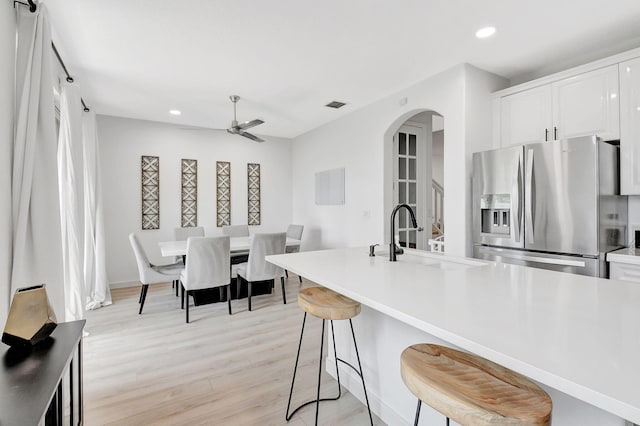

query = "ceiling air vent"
[325,101,347,109]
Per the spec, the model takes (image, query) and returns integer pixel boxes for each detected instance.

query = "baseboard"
[325,356,411,426]
[109,280,139,289]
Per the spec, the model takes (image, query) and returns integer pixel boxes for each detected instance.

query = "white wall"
[0,3,15,325]
[291,64,507,256]
[432,130,444,186]
[98,115,293,286]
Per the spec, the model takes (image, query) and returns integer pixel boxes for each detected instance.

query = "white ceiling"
[44,0,640,139]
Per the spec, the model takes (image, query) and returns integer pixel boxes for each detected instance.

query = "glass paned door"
[394,124,426,249]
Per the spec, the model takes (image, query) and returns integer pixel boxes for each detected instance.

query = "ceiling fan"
[225,95,265,142]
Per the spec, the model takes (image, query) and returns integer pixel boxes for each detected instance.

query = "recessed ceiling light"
[476,26,496,39]
[169,109,181,116]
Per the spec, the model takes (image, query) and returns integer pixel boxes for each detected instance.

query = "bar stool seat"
[401,344,552,426]
[286,286,373,425]
[297,286,361,320]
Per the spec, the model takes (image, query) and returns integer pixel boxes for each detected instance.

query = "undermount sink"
[376,250,485,270]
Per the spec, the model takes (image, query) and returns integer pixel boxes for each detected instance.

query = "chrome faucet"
[389,204,419,261]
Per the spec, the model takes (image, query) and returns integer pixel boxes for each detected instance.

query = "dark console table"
[1,320,86,425]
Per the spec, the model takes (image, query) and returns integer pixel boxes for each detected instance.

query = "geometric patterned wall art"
[141,155,160,230]
[181,159,198,227]
[247,163,261,226]
[216,161,231,227]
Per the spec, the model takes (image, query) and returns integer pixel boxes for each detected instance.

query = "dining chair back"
[285,224,304,282]
[180,236,232,322]
[129,233,183,314]
[286,224,304,253]
[174,226,204,241]
[222,224,250,237]
[245,232,286,281]
[235,232,287,311]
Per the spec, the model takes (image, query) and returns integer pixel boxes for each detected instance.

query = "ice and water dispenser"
[480,194,511,236]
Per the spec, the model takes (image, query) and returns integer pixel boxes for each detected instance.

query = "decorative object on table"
[315,167,345,205]
[141,155,160,230]
[216,161,231,227]
[2,284,57,348]
[225,95,265,142]
[181,159,198,227]
[247,163,261,225]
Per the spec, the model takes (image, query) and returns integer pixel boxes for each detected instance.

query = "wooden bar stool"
[401,344,552,426]
[286,286,373,425]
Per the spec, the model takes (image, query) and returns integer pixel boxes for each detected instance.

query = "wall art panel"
[141,155,160,230]
[247,163,261,226]
[181,159,197,227]
[216,161,231,227]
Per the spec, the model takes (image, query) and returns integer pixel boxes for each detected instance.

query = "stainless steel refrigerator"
[472,135,627,277]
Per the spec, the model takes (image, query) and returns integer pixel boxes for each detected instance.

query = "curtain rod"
[51,42,91,112]
[13,0,36,12]
[13,1,91,112]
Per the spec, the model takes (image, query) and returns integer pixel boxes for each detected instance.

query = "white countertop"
[267,247,640,423]
[607,247,640,266]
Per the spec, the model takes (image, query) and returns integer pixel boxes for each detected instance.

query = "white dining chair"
[129,233,184,314]
[174,226,204,241]
[180,236,232,323]
[171,226,205,295]
[234,232,286,311]
[285,224,304,283]
[222,224,250,237]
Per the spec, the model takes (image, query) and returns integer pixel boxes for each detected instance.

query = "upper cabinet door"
[500,85,552,147]
[551,65,620,141]
[620,58,640,195]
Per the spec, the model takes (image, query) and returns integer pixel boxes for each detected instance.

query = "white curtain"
[12,4,64,318]
[83,111,111,310]
[57,83,85,321]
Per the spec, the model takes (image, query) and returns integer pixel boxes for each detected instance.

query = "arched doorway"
[383,109,444,251]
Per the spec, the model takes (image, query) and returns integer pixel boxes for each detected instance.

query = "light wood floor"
[83,277,385,425]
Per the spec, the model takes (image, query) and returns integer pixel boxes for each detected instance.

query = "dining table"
[158,236,302,305]
[158,236,301,258]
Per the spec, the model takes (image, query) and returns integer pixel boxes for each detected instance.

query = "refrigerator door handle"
[513,155,522,242]
[497,252,586,268]
[525,149,535,244]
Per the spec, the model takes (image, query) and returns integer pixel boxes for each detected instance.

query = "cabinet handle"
[544,128,548,141]
[553,126,557,140]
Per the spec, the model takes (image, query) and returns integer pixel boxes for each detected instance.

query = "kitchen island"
[267,247,640,425]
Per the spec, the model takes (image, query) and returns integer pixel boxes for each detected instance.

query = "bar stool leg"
[414,399,421,426]
[314,319,326,425]
[349,319,374,425]
[286,314,343,424]
[286,313,307,421]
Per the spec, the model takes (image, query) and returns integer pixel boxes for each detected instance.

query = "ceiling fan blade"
[237,119,264,130]
[239,130,265,142]
[179,125,226,131]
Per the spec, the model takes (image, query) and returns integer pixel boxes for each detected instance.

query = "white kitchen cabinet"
[610,262,640,282]
[608,248,640,282]
[497,64,620,147]
[552,65,620,141]
[620,57,640,194]
[500,85,552,147]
